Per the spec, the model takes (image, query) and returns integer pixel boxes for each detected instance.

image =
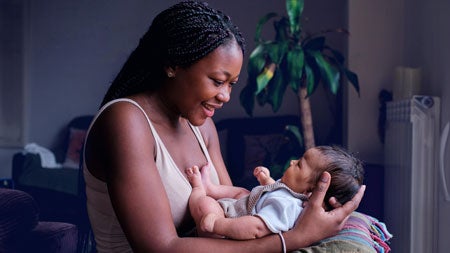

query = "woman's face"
[167,39,243,126]
[280,148,328,194]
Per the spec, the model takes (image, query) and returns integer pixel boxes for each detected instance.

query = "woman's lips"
[202,102,221,117]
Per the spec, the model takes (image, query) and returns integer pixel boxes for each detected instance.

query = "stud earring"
[167,71,175,78]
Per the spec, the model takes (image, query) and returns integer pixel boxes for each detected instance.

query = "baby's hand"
[253,166,274,185]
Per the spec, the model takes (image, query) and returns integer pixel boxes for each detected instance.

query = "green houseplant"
[240,0,359,150]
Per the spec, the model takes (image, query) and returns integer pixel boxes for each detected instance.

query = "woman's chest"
[155,123,209,173]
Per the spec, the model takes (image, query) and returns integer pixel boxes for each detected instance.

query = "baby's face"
[280,148,327,194]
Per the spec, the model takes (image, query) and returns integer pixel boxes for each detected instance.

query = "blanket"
[292,212,392,253]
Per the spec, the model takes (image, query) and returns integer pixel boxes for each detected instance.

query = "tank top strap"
[89,98,163,150]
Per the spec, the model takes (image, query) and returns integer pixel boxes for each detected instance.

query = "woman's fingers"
[335,185,366,214]
[309,172,366,220]
[307,172,331,206]
[291,172,367,246]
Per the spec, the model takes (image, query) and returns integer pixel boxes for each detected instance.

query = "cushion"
[0,189,39,236]
[25,222,78,253]
[60,115,93,168]
[63,128,87,169]
[294,212,392,253]
[0,189,39,251]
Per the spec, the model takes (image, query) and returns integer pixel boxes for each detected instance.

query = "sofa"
[11,115,96,253]
[0,188,78,253]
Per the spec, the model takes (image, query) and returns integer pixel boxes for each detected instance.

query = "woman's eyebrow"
[211,70,240,79]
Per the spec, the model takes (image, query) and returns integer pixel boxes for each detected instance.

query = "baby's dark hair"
[314,146,364,210]
[101,1,246,107]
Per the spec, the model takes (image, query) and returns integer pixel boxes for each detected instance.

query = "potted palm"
[240,0,360,149]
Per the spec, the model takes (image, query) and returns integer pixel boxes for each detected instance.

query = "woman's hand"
[285,172,366,249]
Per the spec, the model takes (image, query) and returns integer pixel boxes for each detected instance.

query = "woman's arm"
[89,103,183,252]
[88,104,282,252]
[93,106,364,252]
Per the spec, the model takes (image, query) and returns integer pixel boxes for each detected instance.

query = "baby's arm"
[254,166,276,185]
[202,213,271,240]
[190,165,249,199]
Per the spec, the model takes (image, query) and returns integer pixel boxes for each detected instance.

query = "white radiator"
[384,96,440,253]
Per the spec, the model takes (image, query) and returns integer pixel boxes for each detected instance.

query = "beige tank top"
[83,98,220,253]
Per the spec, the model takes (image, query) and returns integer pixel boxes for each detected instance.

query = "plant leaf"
[255,12,278,43]
[325,46,345,65]
[256,63,276,94]
[286,46,304,92]
[266,69,288,112]
[345,69,360,95]
[322,48,360,96]
[303,36,325,51]
[247,44,267,93]
[248,44,266,74]
[304,63,316,96]
[286,0,304,36]
[304,53,321,96]
[286,47,305,82]
[256,88,268,106]
[274,17,291,42]
[311,51,340,94]
[241,44,267,116]
[285,124,303,147]
[267,42,288,65]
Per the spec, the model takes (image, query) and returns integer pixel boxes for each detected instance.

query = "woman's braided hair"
[101,1,245,106]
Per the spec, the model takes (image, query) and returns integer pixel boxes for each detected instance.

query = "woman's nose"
[217,85,231,102]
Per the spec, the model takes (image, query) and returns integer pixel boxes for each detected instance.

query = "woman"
[83,1,365,252]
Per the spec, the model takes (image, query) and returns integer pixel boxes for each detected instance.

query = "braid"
[101,1,245,107]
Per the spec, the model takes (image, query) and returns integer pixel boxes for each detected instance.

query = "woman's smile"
[201,101,222,117]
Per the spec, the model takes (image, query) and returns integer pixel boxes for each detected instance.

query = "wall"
[409,1,450,251]
[0,0,346,177]
[347,0,406,163]
[0,0,25,147]
[348,0,450,252]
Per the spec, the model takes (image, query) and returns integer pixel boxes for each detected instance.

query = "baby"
[186,145,364,240]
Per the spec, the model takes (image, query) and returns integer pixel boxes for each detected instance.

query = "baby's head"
[280,145,364,210]
[314,146,364,210]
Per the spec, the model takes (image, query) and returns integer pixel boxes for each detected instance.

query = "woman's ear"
[165,66,176,78]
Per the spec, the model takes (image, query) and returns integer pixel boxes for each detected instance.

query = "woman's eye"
[212,79,224,86]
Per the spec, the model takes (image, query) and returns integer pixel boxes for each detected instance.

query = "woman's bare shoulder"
[85,100,156,176]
